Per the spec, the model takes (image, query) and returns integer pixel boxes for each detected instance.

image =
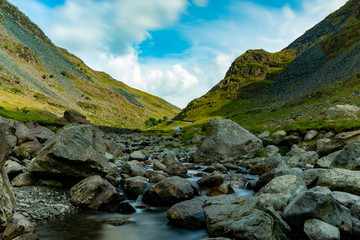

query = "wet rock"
[203,195,286,240]
[197,171,223,189]
[29,124,114,179]
[148,171,167,183]
[2,224,25,240]
[130,150,148,161]
[161,151,179,166]
[123,176,148,200]
[143,177,197,206]
[284,187,352,233]
[317,168,360,195]
[164,162,188,176]
[194,118,264,163]
[211,163,227,172]
[205,183,234,196]
[256,175,307,211]
[304,218,340,240]
[63,109,90,124]
[101,217,136,226]
[167,197,206,229]
[223,174,246,189]
[331,143,360,170]
[122,161,146,177]
[153,161,166,171]
[104,201,136,214]
[70,175,124,211]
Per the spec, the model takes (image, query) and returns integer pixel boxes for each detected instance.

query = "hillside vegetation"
[0,0,179,128]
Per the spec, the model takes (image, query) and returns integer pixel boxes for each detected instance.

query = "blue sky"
[9,0,348,108]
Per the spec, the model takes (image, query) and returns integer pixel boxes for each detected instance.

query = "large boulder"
[304,219,340,240]
[167,197,206,229]
[331,143,360,170]
[24,121,55,143]
[0,124,16,230]
[283,145,318,168]
[142,177,197,206]
[193,119,264,163]
[284,187,352,234]
[325,105,360,118]
[29,124,114,179]
[123,176,148,200]
[203,195,286,240]
[317,168,360,195]
[70,175,124,211]
[63,109,90,124]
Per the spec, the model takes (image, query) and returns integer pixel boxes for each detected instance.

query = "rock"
[272,130,287,144]
[37,179,63,188]
[130,150,148,161]
[2,224,25,240]
[350,202,360,219]
[256,175,307,211]
[142,177,197,206]
[258,131,270,139]
[265,206,292,236]
[211,163,227,172]
[222,174,246,189]
[305,130,319,141]
[263,154,283,169]
[101,217,136,226]
[161,151,179,166]
[325,104,360,118]
[197,171,223,189]
[205,183,235,196]
[284,187,352,233]
[167,197,206,229]
[63,109,90,124]
[4,160,23,178]
[11,173,34,187]
[123,176,148,200]
[265,145,279,157]
[193,118,264,163]
[284,145,318,168]
[164,162,188,176]
[203,195,286,239]
[0,124,16,230]
[104,201,136,214]
[281,135,301,147]
[148,171,167,183]
[29,124,113,179]
[317,168,360,195]
[122,161,146,177]
[316,150,340,168]
[303,169,327,187]
[304,219,340,240]
[153,161,166,171]
[331,143,360,170]
[11,212,34,233]
[332,191,360,208]
[18,140,42,157]
[24,121,55,143]
[70,175,124,211]
[12,233,39,240]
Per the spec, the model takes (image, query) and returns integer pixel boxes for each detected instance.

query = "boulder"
[0,124,16,230]
[12,233,39,240]
[11,212,34,233]
[70,175,124,211]
[161,151,179,166]
[63,109,90,124]
[284,187,352,233]
[193,118,264,163]
[317,168,360,195]
[222,174,246,189]
[142,177,197,206]
[256,175,307,211]
[205,183,235,196]
[304,219,340,240]
[197,171,223,189]
[129,151,148,161]
[325,104,360,118]
[164,162,188,176]
[332,191,360,208]
[272,130,287,144]
[264,145,279,157]
[284,145,318,168]
[303,169,327,187]
[316,150,340,168]
[29,124,114,179]
[167,197,206,229]
[4,160,23,179]
[153,161,166,171]
[331,143,360,170]
[203,195,286,240]
[304,130,319,141]
[122,161,146,177]
[123,176,148,200]
[11,173,34,187]
[258,131,270,139]
[24,121,55,143]
[2,224,25,240]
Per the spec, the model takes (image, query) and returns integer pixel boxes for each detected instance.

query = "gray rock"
[63,109,90,124]
[332,191,360,208]
[284,187,352,233]
[29,124,113,179]
[164,162,188,176]
[272,130,287,144]
[265,145,279,157]
[12,233,39,240]
[317,168,360,195]
[11,212,34,233]
[161,151,179,166]
[130,151,148,161]
[256,175,307,211]
[325,104,360,118]
[331,143,360,170]
[24,121,55,143]
[282,135,301,147]
[70,175,124,211]
[167,197,206,229]
[2,224,25,240]
[0,124,16,230]
[122,161,146,177]
[303,168,327,187]
[153,161,166,171]
[11,173,34,187]
[284,145,318,168]
[205,183,235,197]
[258,131,270,139]
[203,195,286,239]
[4,160,23,177]
[305,130,319,141]
[304,218,340,240]
[222,174,246,189]
[316,150,341,168]
[123,176,148,200]
[143,177,197,206]
[197,171,223,189]
[193,118,264,163]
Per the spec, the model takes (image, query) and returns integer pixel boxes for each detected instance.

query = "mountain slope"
[0,0,179,128]
[175,0,360,131]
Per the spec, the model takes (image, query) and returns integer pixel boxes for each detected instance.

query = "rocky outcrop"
[193,119,264,163]
[29,124,115,179]
[317,168,360,195]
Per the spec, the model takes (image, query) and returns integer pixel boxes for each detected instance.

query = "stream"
[34,167,257,240]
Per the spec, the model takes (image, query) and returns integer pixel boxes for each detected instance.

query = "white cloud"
[193,0,209,7]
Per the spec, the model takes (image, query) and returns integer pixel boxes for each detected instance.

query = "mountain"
[175,0,360,131]
[0,0,180,128]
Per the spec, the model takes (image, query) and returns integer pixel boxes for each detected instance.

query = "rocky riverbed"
[3,111,360,239]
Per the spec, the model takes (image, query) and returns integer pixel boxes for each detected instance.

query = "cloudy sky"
[9,0,347,108]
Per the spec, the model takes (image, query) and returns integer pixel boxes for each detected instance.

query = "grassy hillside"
[0,0,179,128]
[173,0,360,134]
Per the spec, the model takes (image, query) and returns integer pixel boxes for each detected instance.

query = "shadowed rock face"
[0,123,16,230]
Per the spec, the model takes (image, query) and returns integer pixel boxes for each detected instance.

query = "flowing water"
[35,168,257,240]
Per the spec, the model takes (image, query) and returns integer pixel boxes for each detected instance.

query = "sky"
[8,0,348,108]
